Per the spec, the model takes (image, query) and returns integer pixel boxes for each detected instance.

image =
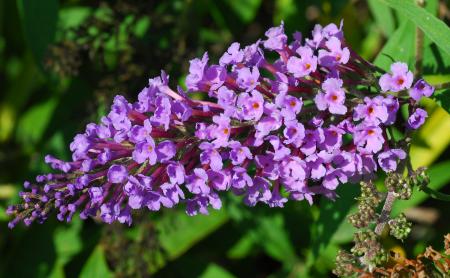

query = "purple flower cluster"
[7,21,434,228]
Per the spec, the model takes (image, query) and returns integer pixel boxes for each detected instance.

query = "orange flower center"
[331,94,338,101]
[368,129,375,136]
[223,128,229,135]
[397,78,404,85]
[305,63,311,70]
[290,100,297,107]
[368,107,374,114]
[252,102,260,109]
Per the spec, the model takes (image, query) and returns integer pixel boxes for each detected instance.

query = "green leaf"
[58,7,92,30]
[433,89,450,114]
[16,98,59,147]
[373,21,415,70]
[224,0,262,23]
[0,205,7,221]
[199,264,236,278]
[256,214,297,265]
[157,209,229,260]
[392,160,450,215]
[227,231,256,259]
[375,0,450,56]
[310,184,359,259]
[53,218,83,264]
[367,0,395,36]
[79,245,113,278]
[17,0,59,64]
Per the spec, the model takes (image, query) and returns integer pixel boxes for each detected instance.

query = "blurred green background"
[0,0,449,277]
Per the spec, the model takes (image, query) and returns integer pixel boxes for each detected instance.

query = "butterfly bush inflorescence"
[7,21,434,228]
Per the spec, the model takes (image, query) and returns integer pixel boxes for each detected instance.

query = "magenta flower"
[379,62,413,92]
[314,78,347,114]
[409,79,434,101]
[318,36,350,66]
[7,21,433,228]
[287,46,317,77]
[377,149,406,172]
[407,108,428,129]
[353,125,384,154]
[353,97,388,124]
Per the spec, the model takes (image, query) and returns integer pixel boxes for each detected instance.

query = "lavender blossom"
[7,21,432,228]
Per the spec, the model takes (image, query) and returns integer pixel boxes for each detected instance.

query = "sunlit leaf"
[367,0,395,36]
[199,263,236,278]
[79,245,113,278]
[375,0,450,56]
[224,0,262,23]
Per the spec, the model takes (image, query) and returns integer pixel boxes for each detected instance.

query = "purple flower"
[156,140,177,162]
[319,125,344,151]
[186,52,209,91]
[244,177,272,206]
[219,42,244,66]
[229,141,253,165]
[186,193,222,216]
[287,46,317,77]
[231,167,253,190]
[314,78,347,114]
[237,90,264,121]
[380,95,399,125]
[172,100,192,121]
[150,96,171,130]
[409,79,434,101]
[207,170,230,191]
[283,120,305,147]
[255,154,279,180]
[378,149,406,172]
[254,104,282,142]
[107,164,128,184]
[132,138,157,164]
[167,163,185,185]
[280,157,306,191]
[353,97,388,124]
[322,168,347,190]
[379,62,413,92]
[353,125,384,154]
[185,168,210,194]
[268,189,288,208]
[88,187,103,204]
[407,108,427,129]
[129,119,152,143]
[217,86,237,116]
[267,135,291,161]
[306,154,326,180]
[211,114,231,147]
[160,182,185,207]
[263,22,287,51]
[236,66,260,91]
[318,36,350,66]
[275,93,303,120]
[199,142,223,171]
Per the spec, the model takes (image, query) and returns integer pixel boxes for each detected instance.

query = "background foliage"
[0,0,449,277]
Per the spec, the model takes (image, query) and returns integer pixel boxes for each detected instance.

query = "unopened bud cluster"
[351,230,388,270]
[385,173,412,200]
[388,213,411,240]
[333,250,357,277]
[348,181,381,228]
[409,167,430,189]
